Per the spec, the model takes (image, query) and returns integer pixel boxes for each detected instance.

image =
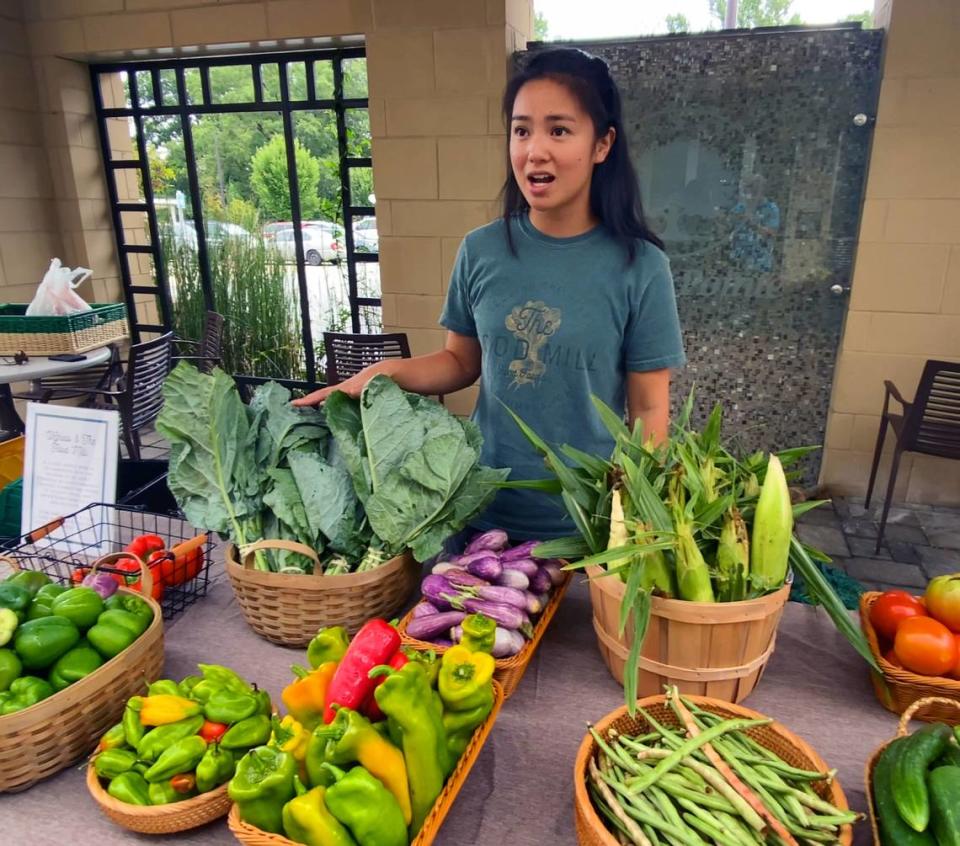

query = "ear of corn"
[749,454,793,593]
[607,486,631,583]
[635,522,677,598]
[715,507,749,602]
[669,471,715,603]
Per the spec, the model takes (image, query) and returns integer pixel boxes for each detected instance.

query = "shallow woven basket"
[86,765,231,833]
[860,591,960,722]
[573,694,854,846]
[398,571,570,698]
[225,539,421,646]
[0,302,128,356]
[0,552,164,792]
[228,678,504,846]
[864,696,960,846]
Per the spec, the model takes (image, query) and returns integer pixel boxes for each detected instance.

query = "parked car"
[273,226,341,264]
[353,217,378,253]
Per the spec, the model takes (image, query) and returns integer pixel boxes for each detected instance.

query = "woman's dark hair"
[501,47,663,261]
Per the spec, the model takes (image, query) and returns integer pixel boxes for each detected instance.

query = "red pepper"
[170,773,196,794]
[126,534,165,559]
[199,720,228,743]
[362,649,409,721]
[323,619,400,724]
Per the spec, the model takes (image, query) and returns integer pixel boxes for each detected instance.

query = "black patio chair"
[11,345,122,404]
[172,310,225,373]
[865,359,960,551]
[323,331,411,385]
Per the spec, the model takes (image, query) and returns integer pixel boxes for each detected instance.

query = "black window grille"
[90,48,378,389]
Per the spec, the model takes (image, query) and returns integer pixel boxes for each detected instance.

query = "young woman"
[295,47,686,541]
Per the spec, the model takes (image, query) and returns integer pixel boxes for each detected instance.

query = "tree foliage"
[709,0,803,27]
[251,135,322,221]
[666,13,691,33]
[534,11,549,40]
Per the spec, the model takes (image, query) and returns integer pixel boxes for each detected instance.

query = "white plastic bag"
[25,258,93,316]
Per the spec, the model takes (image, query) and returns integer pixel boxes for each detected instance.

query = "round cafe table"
[0,346,113,435]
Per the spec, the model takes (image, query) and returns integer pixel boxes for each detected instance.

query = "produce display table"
[3,570,894,846]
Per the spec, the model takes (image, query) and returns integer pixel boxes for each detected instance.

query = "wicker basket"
[574,694,854,846]
[0,303,128,356]
[87,765,231,833]
[865,696,960,845]
[228,678,504,846]
[225,539,421,646]
[0,553,164,792]
[860,591,960,722]
[398,572,571,699]
[587,564,791,703]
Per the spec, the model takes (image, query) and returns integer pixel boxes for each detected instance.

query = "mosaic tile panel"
[530,27,883,481]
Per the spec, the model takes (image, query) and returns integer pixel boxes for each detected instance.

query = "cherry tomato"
[199,719,228,743]
[869,590,927,641]
[925,575,960,633]
[894,615,958,677]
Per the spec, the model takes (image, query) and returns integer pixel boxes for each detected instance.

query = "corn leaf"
[560,443,612,479]
[620,558,646,636]
[566,540,674,571]
[591,394,631,442]
[535,536,592,560]
[792,499,830,519]
[624,588,651,716]
[495,478,564,493]
[561,490,602,553]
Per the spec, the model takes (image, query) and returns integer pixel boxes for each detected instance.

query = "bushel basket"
[228,678,505,846]
[0,554,164,792]
[0,302,128,356]
[225,539,420,646]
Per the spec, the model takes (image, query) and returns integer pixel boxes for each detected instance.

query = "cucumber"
[874,738,936,846]
[893,722,953,832]
[929,765,960,846]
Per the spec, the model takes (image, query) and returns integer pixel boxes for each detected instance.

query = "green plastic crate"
[0,477,21,539]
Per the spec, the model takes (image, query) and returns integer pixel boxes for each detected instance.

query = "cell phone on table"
[48,353,86,362]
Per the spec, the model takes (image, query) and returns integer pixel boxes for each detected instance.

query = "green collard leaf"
[324,389,369,498]
[249,380,326,469]
[263,468,314,546]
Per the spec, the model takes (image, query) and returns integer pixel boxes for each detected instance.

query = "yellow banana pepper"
[139,693,202,726]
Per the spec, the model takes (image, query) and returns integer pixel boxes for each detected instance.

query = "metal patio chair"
[323,331,411,385]
[865,359,960,551]
[172,310,225,374]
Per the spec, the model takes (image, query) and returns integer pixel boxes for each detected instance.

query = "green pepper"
[123,696,145,747]
[148,779,182,805]
[254,686,273,716]
[136,714,205,762]
[5,570,51,598]
[228,745,297,834]
[195,742,236,792]
[143,735,207,782]
[0,583,31,622]
[203,688,259,724]
[27,584,68,620]
[282,776,358,846]
[48,643,104,691]
[305,723,336,788]
[437,646,495,760]
[0,676,54,714]
[400,646,440,687]
[97,608,149,637]
[307,626,350,669]
[98,722,128,751]
[13,615,80,669]
[104,592,154,628]
[322,764,407,846]
[94,747,138,779]
[178,674,202,698]
[50,587,104,630]
[371,661,449,833]
[460,613,497,654]
[0,648,22,692]
[197,663,250,693]
[0,608,17,647]
[221,713,271,749]
[86,619,138,659]
[147,678,181,697]
[107,771,151,805]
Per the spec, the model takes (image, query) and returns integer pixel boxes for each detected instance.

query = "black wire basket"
[1,503,214,621]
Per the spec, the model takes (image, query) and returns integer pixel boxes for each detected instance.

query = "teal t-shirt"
[440,213,686,540]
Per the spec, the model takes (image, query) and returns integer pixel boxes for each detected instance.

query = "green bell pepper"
[0,608,17,647]
[94,748,138,779]
[228,745,297,834]
[0,648,22,692]
[13,615,80,669]
[123,696,145,747]
[306,625,350,669]
[203,688,259,724]
[5,570,51,598]
[459,613,497,654]
[97,608,148,638]
[136,714,205,762]
[254,686,272,716]
[221,714,271,749]
[148,779,182,805]
[107,771,151,805]
[322,764,407,846]
[195,742,236,792]
[86,619,138,659]
[198,663,250,693]
[178,674,202,698]
[48,643,103,690]
[27,584,68,620]
[305,723,336,788]
[143,735,207,782]
[103,593,153,629]
[51,587,104,630]
[98,722,128,751]
[282,776,358,846]
[0,583,31,622]
[0,676,54,714]
[147,679,181,697]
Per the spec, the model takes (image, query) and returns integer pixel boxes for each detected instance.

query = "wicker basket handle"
[88,551,154,599]
[898,697,960,736]
[238,539,322,573]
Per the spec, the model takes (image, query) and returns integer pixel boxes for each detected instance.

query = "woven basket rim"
[86,764,230,819]
[0,586,163,728]
[573,694,853,846]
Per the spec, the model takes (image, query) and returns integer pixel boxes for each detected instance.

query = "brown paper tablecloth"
[0,571,897,845]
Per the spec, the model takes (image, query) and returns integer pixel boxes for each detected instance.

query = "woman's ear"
[593,126,616,164]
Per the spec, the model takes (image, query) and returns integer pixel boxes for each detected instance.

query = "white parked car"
[272,226,341,265]
[353,217,378,253]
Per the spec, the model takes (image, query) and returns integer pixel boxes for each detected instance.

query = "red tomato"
[894,616,959,677]
[199,720,228,743]
[924,575,960,633]
[869,590,927,641]
[882,648,904,669]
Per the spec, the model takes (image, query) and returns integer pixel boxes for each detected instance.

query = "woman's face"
[509,77,613,228]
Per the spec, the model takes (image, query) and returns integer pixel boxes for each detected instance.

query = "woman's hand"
[292,371,369,406]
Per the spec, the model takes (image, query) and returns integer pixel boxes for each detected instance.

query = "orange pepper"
[281,661,337,730]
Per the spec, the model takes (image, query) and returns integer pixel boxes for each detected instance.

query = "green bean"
[675,796,743,843]
[715,810,765,845]
[590,726,647,777]
[656,773,738,814]
[737,754,834,782]
[588,757,651,846]
[681,811,742,846]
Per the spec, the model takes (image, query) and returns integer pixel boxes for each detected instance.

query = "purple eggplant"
[500,540,541,562]
[495,568,529,590]
[420,574,461,610]
[523,591,544,615]
[434,639,454,648]
[466,555,502,582]
[501,557,538,577]
[431,561,463,576]
[529,567,553,595]
[541,560,566,587]
[465,529,509,555]
[462,598,531,635]
[450,625,463,643]
[458,550,499,567]
[444,569,489,588]
[405,610,466,641]
[491,627,526,657]
[470,584,528,610]
[411,601,440,618]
